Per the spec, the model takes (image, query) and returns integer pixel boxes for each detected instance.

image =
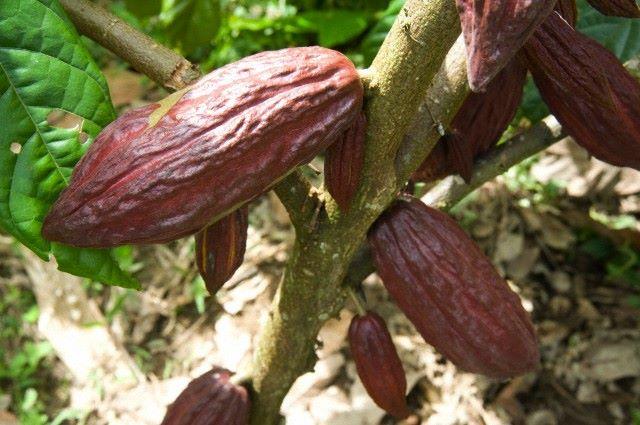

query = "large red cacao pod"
[587,0,640,17]
[348,312,410,419]
[195,206,248,295]
[413,59,527,183]
[368,197,539,379]
[523,12,640,170]
[324,111,366,212]
[42,47,363,247]
[455,0,555,91]
[161,367,250,425]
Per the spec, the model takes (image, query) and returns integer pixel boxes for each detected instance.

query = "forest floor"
[1,70,639,425]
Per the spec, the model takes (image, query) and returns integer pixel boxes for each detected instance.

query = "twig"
[59,0,200,90]
[423,116,564,210]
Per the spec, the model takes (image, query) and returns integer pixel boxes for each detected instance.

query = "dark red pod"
[414,59,527,183]
[324,111,366,212]
[161,367,250,425]
[455,0,556,91]
[523,12,640,170]
[42,47,363,247]
[348,312,410,419]
[195,206,248,295]
[412,141,449,183]
[586,0,640,18]
[555,0,578,26]
[368,197,539,379]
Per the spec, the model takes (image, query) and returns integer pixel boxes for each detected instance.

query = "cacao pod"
[324,111,366,212]
[413,59,527,183]
[523,12,640,170]
[587,0,640,17]
[368,197,539,379]
[412,139,449,183]
[555,0,578,26]
[455,0,556,91]
[348,312,410,419]
[161,367,250,425]
[195,206,248,295]
[42,47,363,247]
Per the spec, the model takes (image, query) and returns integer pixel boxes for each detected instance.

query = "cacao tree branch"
[59,0,314,229]
[59,0,200,90]
[422,116,564,210]
[249,2,462,423]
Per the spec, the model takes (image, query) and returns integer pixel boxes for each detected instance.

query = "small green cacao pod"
[455,0,556,91]
[523,12,640,170]
[348,311,410,419]
[368,197,539,379]
[161,367,250,425]
[195,206,248,295]
[42,47,363,247]
[324,111,366,212]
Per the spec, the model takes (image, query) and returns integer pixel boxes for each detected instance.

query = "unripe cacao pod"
[42,47,363,247]
[348,312,410,419]
[195,206,248,295]
[455,0,555,91]
[587,0,640,17]
[414,59,527,183]
[368,197,539,379]
[161,367,250,425]
[324,111,366,212]
[523,12,640,170]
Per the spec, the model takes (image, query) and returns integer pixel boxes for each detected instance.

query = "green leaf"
[577,0,640,62]
[297,10,370,47]
[124,0,162,18]
[160,0,222,55]
[0,0,138,289]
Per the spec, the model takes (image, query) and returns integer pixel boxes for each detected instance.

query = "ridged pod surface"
[368,197,539,379]
[348,312,410,419]
[555,0,578,26]
[413,59,527,183]
[587,0,640,17]
[523,12,640,170]
[42,47,363,247]
[195,206,248,295]
[455,0,555,91]
[324,111,366,212]
[161,367,250,425]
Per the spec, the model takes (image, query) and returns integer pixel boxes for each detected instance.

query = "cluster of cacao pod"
[416,0,640,184]
[348,196,539,419]
[40,0,640,421]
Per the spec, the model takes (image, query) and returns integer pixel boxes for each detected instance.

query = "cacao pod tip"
[466,64,492,93]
